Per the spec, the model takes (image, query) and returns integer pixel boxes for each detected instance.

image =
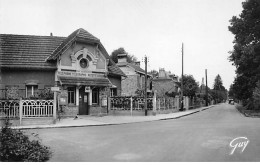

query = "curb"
[159,106,214,120]
[12,105,214,130]
[235,104,250,117]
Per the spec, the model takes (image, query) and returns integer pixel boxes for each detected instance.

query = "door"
[79,87,89,115]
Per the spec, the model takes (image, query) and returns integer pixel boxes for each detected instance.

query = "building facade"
[116,54,151,96]
[152,68,179,97]
[0,28,125,116]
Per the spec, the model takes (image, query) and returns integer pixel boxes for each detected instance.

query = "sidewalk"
[12,105,214,129]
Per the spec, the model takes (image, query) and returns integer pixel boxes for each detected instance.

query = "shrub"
[38,88,54,100]
[0,118,52,162]
[253,81,260,111]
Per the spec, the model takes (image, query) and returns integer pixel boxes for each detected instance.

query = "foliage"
[228,0,260,107]
[165,91,177,97]
[0,118,52,162]
[148,70,159,78]
[21,88,54,100]
[135,89,153,97]
[38,88,54,100]
[179,75,199,98]
[6,86,19,100]
[110,47,137,63]
[213,74,226,91]
[228,84,235,99]
[212,74,227,103]
[252,81,260,110]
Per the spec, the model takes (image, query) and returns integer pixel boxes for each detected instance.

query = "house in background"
[116,54,152,96]
[152,68,179,97]
[0,28,126,116]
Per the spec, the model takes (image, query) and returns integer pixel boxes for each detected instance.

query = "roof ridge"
[0,33,66,38]
[76,28,81,35]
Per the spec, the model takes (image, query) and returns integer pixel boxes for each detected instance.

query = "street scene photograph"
[0,0,260,162]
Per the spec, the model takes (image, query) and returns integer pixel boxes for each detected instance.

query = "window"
[110,88,117,97]
[92,88,99,104]
[79,58,89,68]
[26,85,38,98]
[68,87,75,104]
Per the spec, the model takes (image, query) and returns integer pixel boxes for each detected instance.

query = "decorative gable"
[58,43,107,73]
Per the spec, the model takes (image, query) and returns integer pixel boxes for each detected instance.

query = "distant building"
[116,54,151,96]
[152,68,179,97]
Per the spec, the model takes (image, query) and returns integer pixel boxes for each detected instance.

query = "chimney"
[134,61,140,67]
[50,33,53,36]
[158,68,166,78]
[117,54,127,63]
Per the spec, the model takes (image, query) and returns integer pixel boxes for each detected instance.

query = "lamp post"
[205,69,208,106]
[141,56,149,116]
[144,55,148,116]
[180,43,184,111]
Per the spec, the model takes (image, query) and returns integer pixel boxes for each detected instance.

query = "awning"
[58,76,112,87]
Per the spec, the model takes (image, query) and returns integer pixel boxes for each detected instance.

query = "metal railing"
[110,96,153,111]
[0,100,20,118]
[21,100,54,117]
[0,99,54,118]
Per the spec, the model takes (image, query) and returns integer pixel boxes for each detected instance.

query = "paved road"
[25,103,260,162]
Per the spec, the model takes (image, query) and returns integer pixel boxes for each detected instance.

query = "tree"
[252,81,260,110]
[110,47,137,63]
[228,84,235,99]
[228,0,260,107]
[180,75,199,98]
[213,74,225,91]
[148,70,159,78]
[212,74,227,103]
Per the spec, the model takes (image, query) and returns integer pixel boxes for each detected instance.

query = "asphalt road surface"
[25,103,260,162]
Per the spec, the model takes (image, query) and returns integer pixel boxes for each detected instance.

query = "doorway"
[79,87,89,115]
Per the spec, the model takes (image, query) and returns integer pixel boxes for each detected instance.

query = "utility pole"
[144,56,148,116]
[180,43,184,111]
[205,69,208,106]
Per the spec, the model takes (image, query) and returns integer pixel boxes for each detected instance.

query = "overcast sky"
[0,0,245,89]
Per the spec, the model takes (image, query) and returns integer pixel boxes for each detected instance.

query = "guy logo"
[229,137,249,155]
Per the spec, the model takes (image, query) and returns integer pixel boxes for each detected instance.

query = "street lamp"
[180,43,184,111]
[142,55,148,116]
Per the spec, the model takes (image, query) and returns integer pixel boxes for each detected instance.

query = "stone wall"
[121,75,138,96]
[153,80,177,97]
[90,106,107,115]
[62,105,78,117]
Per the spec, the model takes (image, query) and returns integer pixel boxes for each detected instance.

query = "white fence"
[0,99,54,118]
[0,100,20,118]
[21,100,53,117]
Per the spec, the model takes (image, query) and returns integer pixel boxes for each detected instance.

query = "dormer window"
[79,58,89,68]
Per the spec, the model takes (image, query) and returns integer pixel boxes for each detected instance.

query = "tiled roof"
[48,28,100,60]
[58,76,112,86]
[0,34,64,69]
[117,62,151,77]
[128,63,146,74]
[0,28,126,77]
[108,65,126,77]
